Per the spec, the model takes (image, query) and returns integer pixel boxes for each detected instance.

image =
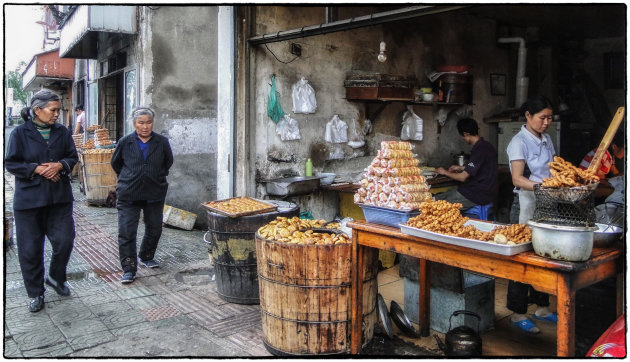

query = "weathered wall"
[140,6,219,227]
[248,7,511,219]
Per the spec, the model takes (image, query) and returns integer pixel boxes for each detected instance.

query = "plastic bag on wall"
[275,114,301,141]
[347,118,365,148]
[324,115,348,143]
[329,144,345,160]
[291,77,317,114]
[400,105,423,141]
[267,75,284,123]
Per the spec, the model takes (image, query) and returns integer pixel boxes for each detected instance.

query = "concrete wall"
[139,6,219,227]
[246,7,512,219]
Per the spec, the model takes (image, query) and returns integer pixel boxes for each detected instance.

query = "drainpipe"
[498,37,528,108]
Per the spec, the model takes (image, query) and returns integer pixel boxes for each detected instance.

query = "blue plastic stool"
[462,204,494,221]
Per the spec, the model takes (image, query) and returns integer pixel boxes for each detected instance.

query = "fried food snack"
[541,156,599,188]
[405,200,531,244]
[257,216,349,245]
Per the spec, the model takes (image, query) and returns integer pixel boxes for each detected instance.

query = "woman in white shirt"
[505,95,557,334]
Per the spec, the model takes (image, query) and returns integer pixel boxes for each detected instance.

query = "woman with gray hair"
[5,89,78,312]
[111,106,173,284]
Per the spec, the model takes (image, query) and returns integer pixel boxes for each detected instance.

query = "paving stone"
[21,342,74,357]
[67,330,116,351]
[205,310,262,338]
[114,285,156,300]
[47,300,96,324]
[56,318,109,339]
[12,325,65,352]
[100,309,147,330]
[140,305,182,321]
[125,294,168,310]
[81,291,124,306]
[6,312,56,335]
[89,300,132,318]
[110,321,153,337]
[225,327,271,356]
[4,338,23,357]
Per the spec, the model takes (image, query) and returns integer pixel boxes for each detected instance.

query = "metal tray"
[399,220,533,256]
[264,176,320,196]
[202,197,278,218]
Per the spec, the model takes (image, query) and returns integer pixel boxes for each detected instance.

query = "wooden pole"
[587,107,625,173]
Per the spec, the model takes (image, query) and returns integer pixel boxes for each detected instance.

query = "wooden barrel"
[81,150,117,205]
[206,202,299,304]
[256,234,378,355]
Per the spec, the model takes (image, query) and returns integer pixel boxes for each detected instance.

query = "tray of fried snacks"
[400,200,532,256]
[202,197,278,218]
[257,216,350,245]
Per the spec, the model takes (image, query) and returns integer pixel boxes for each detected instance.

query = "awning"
[59,5,137,59]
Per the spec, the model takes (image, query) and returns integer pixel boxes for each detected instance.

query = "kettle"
[434,310,482,357]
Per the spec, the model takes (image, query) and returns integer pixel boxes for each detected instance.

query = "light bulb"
[378,41,387,62]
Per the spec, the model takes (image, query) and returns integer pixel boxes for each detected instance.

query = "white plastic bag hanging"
[292,77,317,114]
[329,144,345,160]
[400,105,423,141]
[324,115,348,143]
[347,118,365,148]
[275,114,301,141]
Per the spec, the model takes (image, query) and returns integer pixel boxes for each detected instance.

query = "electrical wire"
[264,43,299,64]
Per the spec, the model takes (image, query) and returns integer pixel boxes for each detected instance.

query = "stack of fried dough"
[541,156,599,188]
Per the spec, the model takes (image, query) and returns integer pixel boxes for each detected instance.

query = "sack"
[267,76,284,123]
[275,114,301,141]
[329,144,345,160]
[347,118,365,148]
[324,115,348,143]
[291,77,317,114]
[400,105,423,141]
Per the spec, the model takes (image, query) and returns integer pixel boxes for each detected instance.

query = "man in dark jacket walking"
[111,106,173,284]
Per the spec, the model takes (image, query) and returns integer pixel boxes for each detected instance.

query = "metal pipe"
[498,37,528,108]
[248,5,468,45]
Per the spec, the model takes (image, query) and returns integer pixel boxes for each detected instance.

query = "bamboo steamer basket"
[255,233,378,356]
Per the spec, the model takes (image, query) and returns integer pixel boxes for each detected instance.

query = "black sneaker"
[139,259,159,268]
[121,272,136,284]
[29,295,45,313]
[45,277,71,296]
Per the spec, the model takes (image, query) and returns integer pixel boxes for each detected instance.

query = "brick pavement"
[3,172,271,357]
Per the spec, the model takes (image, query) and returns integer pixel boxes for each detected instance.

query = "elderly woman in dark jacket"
[111,106,173,284]
[5,89,78,312]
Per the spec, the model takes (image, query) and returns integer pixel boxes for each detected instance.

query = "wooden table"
[349,221,623,357]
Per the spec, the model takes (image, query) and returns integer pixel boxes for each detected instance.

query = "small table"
[349,221,623,357]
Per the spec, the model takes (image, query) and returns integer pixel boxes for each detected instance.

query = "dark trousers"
[14,203,75,298]
[117,199,164,273]
[507,281,550,314]
[506,194,549,314]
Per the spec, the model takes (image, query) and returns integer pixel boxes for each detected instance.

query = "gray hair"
[130,106,155,123]
[21,89,61,122]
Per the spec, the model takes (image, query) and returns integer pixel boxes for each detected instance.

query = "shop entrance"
[100,72,124,141]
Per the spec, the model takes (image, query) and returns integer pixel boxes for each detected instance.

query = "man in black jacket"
[111,106,173,284]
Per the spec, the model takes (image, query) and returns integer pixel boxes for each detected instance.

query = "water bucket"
[255,234,378,355]
[205,202,299,304]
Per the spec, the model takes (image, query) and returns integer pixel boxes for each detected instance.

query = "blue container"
[359,204,419,228]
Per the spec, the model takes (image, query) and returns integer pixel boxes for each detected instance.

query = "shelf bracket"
[366,102,388,121]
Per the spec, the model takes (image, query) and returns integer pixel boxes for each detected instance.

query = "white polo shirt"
[506,124,556,183]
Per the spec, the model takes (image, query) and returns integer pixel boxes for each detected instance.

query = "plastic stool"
[462,204,494,221]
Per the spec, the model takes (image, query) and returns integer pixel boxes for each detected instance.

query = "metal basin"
[593,223,624,248]
[528,221,597,262]
[264,176,320,196]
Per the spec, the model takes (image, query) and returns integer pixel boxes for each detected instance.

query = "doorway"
[100,72,124,141]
